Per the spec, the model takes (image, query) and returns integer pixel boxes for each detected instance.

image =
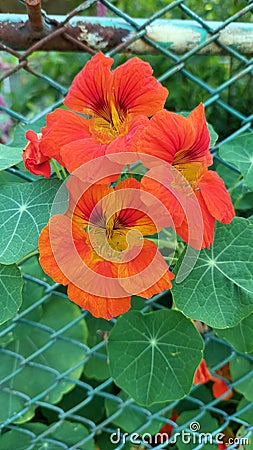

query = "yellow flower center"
[89,100,129,145]
[173,162,205,189]
[88,212,140,262]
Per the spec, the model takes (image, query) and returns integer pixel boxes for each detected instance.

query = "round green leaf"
[0,295,88,424]
[0,144,23,171]
[11,118,46,149]
[107,310,203,406]
[219,133,253,189]
[237,397,253,426]
[172,218,253,328]
[0,421,95,450]
[0,179,62,264]
[105,390,163,435]
[215,313,253,353]
[208,123,219,147]
[56,379,109,424]
[0,263,23,324]
[230,354,253,401]
[83,316,112,381]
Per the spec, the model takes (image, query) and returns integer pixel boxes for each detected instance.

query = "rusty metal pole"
[0,15,253,54]
[25,0,44,33]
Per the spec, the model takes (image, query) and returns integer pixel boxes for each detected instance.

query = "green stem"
[61,166,68,178]
[229,174,243,197]
[127,164,132,176]
[147,238,176,249]
[16,249,39,265]
[163,256,178,263]
[51,160,63,180]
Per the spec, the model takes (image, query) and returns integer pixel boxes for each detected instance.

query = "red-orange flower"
[39,177,174,319]
[193,358,211,385]
[140,104,235,249]
[23,130,51,178]
[212,363,233,400]
[40,52,168,172]
[193,359,233,400]
[158,411,179,442]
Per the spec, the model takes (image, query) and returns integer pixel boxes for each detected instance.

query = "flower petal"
[198,171,235,224]
[39,220,69,285]
[106,115,149,165]
[106,177,159,235]
[193,359,211,385]
[67,260,131,320]
[112,57,168,116]
[64,52,114,117]
[182,103,211,165]
[60,137,106,173]
[139,104,211,168]
[39,214,93,286]
[212,378,233,400]
[176,191,215,249]
[23,130,51,178]
[41,109,91,165]
[141,168,187,230]
[118,239,174,297]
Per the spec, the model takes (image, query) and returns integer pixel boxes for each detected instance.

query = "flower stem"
[51,160,63,180]
[61,166,68,178]
[147,238,176,249]
[16,249,39,265]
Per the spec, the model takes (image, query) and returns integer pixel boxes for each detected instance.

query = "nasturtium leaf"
[0,296,88,424]
[172,218,253,328]
[215,313,253,353]
[96,432,132,450]
[230,354,253,401]
[56,377,110,424]
[180,112,218,147]
[0,179,62,264]
[83,316,112,381]
[0,144,23,171]
[20,256,46,322]
[175,409,219,450]
[219,133,253,189]
[107,310,203,406]
[237,397,253,426]
[204,338,231,368]
[215,163,253,211]
[0,263,23,324]
[208,123,218,148]
[235,190,253,211]
[11,117,46,149]
[105,390,163,435]
[216,163,239,189]
[0,421,95,450]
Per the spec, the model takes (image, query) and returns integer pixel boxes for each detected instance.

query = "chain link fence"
[0,0,253,449]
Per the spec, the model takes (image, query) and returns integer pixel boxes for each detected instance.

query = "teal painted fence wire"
[0,0,253,448]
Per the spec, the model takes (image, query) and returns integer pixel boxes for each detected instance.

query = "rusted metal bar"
[0,15,253,55]
[25,0,44,33]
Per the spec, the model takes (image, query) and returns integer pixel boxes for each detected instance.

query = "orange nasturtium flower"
[39,52,168,173]
[39,177,174,319]
[194,359,233,400]
[140,103,235,249]
[157,411,179,442]
[22,130,51,178]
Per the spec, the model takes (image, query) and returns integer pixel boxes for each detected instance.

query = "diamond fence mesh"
[0,0,253,449]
